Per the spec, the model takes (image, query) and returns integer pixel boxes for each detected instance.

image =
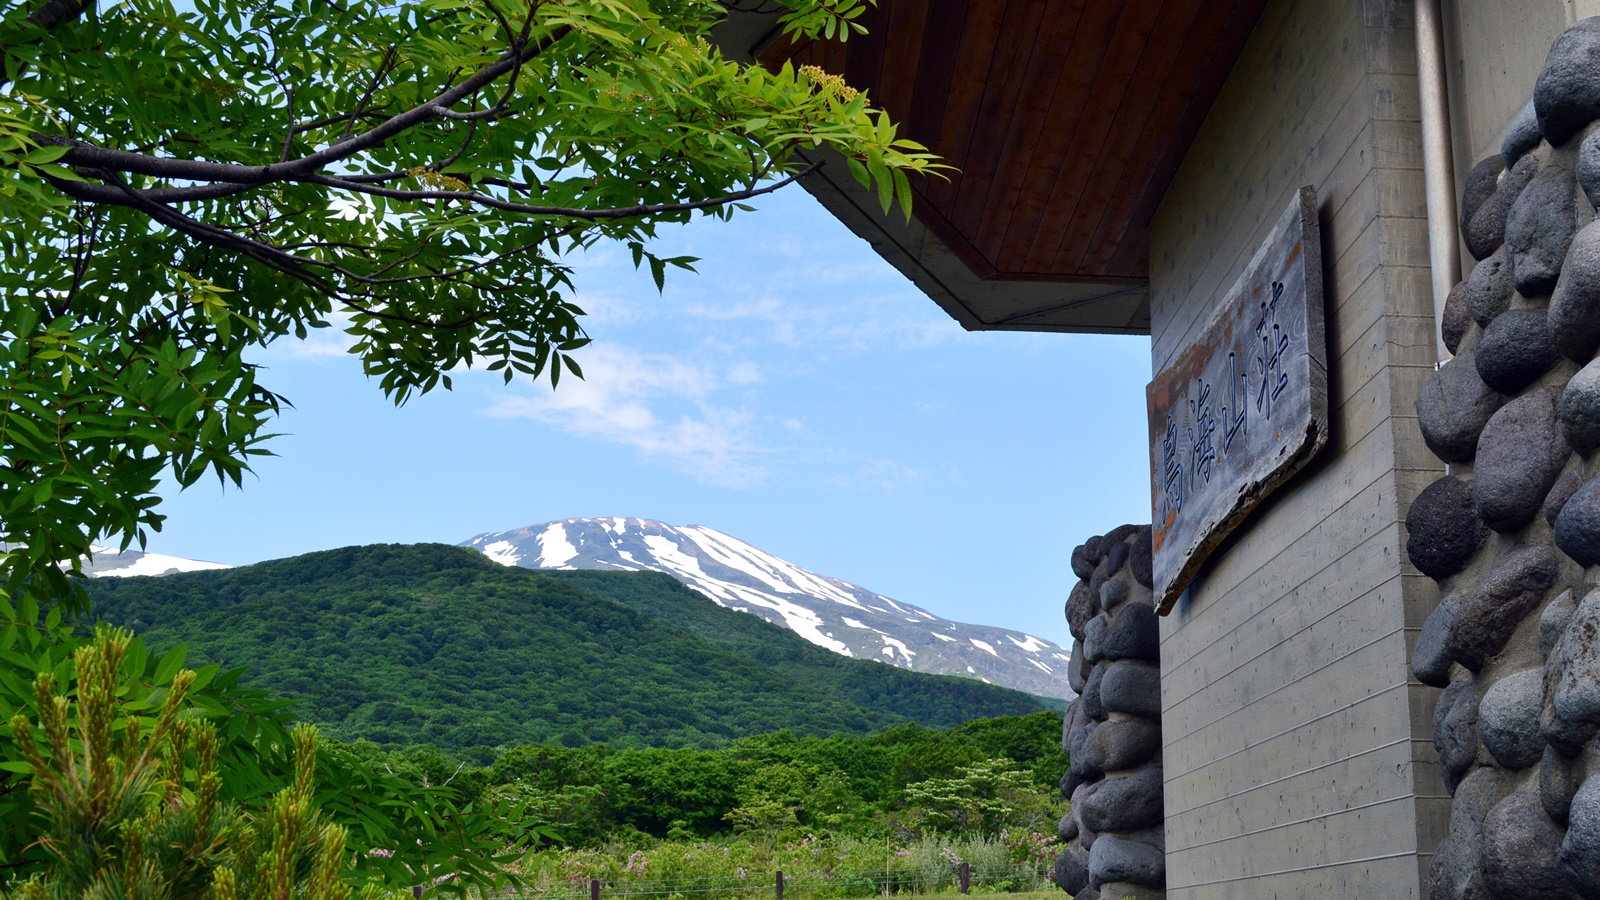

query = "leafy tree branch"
[0,0,946,612]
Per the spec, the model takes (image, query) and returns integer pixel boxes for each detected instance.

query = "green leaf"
[153,644,188,685]
[649,256,666,292]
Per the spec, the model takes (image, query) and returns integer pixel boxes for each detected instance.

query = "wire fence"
[484,862,1055,900]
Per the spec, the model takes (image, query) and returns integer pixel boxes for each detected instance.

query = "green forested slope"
[84,544,1049,752]
[540,569,1068,718]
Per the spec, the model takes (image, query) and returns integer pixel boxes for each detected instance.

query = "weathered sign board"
[1147,186,1328,614]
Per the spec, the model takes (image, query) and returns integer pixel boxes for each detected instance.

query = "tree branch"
[46,24,573,185]
[305,162,820,221]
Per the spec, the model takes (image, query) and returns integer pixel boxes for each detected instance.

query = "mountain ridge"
[462,517,1075,699]
[84,543,1055,751]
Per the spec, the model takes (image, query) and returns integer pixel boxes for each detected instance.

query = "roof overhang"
[711,1,1267,335]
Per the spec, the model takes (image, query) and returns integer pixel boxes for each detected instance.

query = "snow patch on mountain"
[537,522,580,567]
[461,517,1074,699]
[83,547,231,578]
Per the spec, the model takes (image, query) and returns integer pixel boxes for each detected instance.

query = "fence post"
[959,862,969,895]
[776,870,784,900]
[591,878,601,900]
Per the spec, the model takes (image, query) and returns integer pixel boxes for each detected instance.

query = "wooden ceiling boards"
[711,0,1267,334]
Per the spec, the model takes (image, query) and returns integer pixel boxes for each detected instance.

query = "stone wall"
[1052,525,1163,900]
[1408,17,1600,899]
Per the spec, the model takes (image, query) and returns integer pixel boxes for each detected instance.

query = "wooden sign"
[1147,187,1328,614]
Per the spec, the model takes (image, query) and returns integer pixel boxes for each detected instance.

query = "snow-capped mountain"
[82,546,232,578]
[462,518,1075,700]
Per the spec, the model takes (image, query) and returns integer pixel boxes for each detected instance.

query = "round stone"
[1103,523,1141,546]
[1083,534,1106,561]
[1058,812,1078,843]
[1429,767,1515,900]
[1482,787,1579,899]
[1406,475,1489,581]
[1549,589,1600,736]
[1464,156,1506,234]
[1069,639,1089,694]
[1063,697,1087,749]
[1107,518,1145,538]
[1073,782,1098,850]
[1554,476,1600,565]
[1104,541,1130,576]
[1067,722,1099,778]
[1100,661,1161,720]
[1507,162,1577,296]
[1087,835,1165,891]
[1503,99,1544,167]
[1099,578,1128,611]
[1060,768,1082,801]
[1479,668,1547,770]
[1077,764,1163,833]
[1071,543,1096,580]
[1053,846,1089,895]
[1416,349,1507,464]
[1067,702,1094,755]
[1468,153,1541,262]
[1413,595,1460,688]
[1129,527,1153,589]
[1443,279,1472,355]
[1535,17,1600,146]
[1467,248,1515,326]
[1544,470,1583,525]
[1560,771,1600,894]
[1474,386,1570,533]
[1582,128,1600,209]
[1088,565,1109,602]
[1550,219,1600,362]
[1475,308,1561,393]
[1541,591,1578,660]
[1434,681,1479,794]
[1077,718,1160,774]
[1563,357,1600,455]
[1102,603,1159,662]
[1083,616,1108,665]
[1540,745,1580,825]
[1081,662,1107,721]
[1067,580,1097,641]
[1449,543,1560,672]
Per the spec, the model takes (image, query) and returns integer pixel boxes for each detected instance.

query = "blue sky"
[148,186,1153,640]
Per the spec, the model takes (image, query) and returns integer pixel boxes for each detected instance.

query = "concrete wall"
[1146,0,1448,894]
[1440,0,1600,287]
[1442,0,1600,181]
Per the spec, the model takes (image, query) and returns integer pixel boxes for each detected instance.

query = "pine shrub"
[2,627,387,900]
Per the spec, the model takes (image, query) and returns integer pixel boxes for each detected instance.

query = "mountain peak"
[462,518,1074,699]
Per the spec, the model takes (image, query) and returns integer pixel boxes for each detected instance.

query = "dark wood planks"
[757,0,1268,284]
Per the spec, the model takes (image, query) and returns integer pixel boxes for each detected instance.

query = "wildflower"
[799,64,861,101]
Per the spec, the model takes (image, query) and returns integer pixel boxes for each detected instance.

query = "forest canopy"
[85,543,1056,752]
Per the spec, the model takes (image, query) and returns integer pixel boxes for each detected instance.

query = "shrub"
[2,627,386,899]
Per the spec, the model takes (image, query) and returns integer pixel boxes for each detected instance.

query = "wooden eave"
[710,1,1267,335]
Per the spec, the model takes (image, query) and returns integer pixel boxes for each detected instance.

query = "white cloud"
[481,345,769,487]
[254,311,359,362]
